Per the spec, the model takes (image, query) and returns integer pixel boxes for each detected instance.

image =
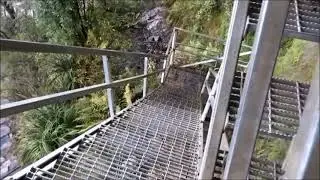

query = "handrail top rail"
[0,39,165,58]
[0,69,164,118]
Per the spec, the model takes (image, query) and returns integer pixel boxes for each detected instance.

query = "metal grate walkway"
[25,68,204,180]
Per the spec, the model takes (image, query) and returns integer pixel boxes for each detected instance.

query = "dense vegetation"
[1,0,152,165]
[1,0,317,166]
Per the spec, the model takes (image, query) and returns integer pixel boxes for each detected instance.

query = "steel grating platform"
[248,0,320,42]
[25,68,204,180]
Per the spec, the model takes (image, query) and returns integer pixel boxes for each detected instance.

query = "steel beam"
[223,1,290,179]
[199,1,250,179]
[282,63,319,179]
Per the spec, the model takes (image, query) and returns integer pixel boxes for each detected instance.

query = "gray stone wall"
[0,100,19,179]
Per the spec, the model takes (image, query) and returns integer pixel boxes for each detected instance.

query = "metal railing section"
[160,27,252,83]
[0,39,165,118]
[1,26,252,179]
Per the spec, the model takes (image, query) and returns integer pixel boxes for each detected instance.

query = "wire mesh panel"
[25,68,203,180]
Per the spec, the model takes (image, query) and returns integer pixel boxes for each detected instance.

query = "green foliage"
[17,104,86,164]
[73,93,108,124]
[0,52,48,100]
[166,0,231,34]
[35,0,90,46]
[165,0,232,64]
[274,39,318,82]
[124,83,133,105]
[255,138,290,161]
[17,93,108,164]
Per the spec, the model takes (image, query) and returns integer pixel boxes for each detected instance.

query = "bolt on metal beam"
[223,1,290,179]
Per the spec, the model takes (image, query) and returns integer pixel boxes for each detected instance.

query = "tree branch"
[0,30,10,39]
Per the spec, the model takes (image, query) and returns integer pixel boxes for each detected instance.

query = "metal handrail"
[0,70,163,118]
[0,37,168,118]
[0,39,164,58]
[174,27,253,49]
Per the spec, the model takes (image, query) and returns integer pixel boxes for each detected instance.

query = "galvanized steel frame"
[0,39,164,58]
[223,1,290,179]
[282,63,319,179]
[198,1,250,179]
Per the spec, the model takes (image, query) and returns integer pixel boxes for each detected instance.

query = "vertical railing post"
[160,59,167,84]
[281,63,319,179]
[102,55,115,117]
[169,28,177,65]
[161,28,174,84]
[201,71,211,94]
[143,57,148,97]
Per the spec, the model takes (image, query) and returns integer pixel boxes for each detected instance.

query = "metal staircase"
[200,69,310,180]
[247,0,320,42]
[226,72,310,140]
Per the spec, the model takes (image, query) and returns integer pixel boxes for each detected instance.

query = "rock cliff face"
[0,99,19,179]
[127,5,171,71]
[137,6,171,54]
